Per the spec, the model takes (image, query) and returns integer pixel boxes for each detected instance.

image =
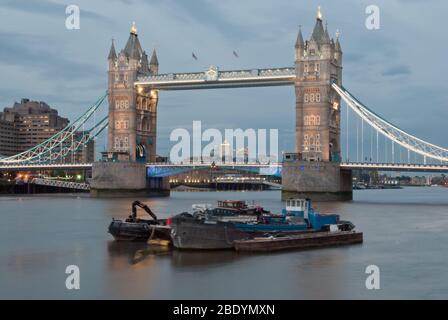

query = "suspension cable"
[333,83,448,162]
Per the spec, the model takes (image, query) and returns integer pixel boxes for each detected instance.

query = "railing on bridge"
[30,178,90,191]
[0,163,93,171]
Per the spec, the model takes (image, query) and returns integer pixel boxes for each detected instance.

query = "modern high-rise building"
[0,98,94,162]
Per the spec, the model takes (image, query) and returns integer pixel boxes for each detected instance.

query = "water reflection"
[107,241,170,267]
[171,250,239,269]
[107,240,244,270]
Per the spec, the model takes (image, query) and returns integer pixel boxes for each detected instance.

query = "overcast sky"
[0,0,446,161]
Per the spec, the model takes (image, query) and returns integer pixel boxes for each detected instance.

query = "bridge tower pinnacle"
[106,23,159,162]
[294,7,342,162]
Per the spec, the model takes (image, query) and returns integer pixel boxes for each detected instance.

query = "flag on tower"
[233,50,239,58]
[192,52,198,60]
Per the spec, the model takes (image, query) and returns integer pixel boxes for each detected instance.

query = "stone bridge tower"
[106,23,158,162]
[282,7,351,201]
[294,6,342,162]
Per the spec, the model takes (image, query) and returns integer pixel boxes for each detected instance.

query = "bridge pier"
[147,176,170,196]
[281,161,352,201]
[90,162,170,197]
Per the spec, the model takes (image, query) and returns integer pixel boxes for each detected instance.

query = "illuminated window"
[316,93,321,102]
[315,63,320,72]
[304,64,309,73]
[310,94,315,102]
[304,94,309,103]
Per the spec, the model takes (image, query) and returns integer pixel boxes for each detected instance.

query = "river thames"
[1,187,448,299]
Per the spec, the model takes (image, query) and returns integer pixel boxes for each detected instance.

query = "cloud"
[0,31,102,79]
[381,65,411,77]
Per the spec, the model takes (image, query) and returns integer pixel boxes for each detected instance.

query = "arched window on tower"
[303,134,309,152]
[315,134,321,151]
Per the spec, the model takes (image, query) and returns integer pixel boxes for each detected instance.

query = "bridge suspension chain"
[0,92,108,164]
[333,83,448,163]
[39,116,108,164]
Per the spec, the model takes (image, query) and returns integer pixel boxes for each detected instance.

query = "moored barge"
[170,198,360,250]
[234,230,363,252]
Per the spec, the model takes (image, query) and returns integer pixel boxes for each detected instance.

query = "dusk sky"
[0,0,446,160]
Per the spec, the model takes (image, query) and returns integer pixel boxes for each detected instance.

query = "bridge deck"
[1,162,447,173]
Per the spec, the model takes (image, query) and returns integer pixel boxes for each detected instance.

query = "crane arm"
[131,200,158,222]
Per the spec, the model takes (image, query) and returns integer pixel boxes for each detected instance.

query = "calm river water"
[1,187,448,299]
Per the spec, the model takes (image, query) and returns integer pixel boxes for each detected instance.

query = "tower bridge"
[1,7,447,199]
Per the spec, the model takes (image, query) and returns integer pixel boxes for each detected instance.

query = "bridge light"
[333,102,339,110]
[150,90,158,98]
[137,86,143,94]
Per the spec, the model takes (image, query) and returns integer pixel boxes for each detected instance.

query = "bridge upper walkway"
[135,67,296,90]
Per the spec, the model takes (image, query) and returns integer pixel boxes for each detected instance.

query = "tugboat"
[108,200,171,242]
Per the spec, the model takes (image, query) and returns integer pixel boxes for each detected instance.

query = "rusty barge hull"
[233,231,363,252]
